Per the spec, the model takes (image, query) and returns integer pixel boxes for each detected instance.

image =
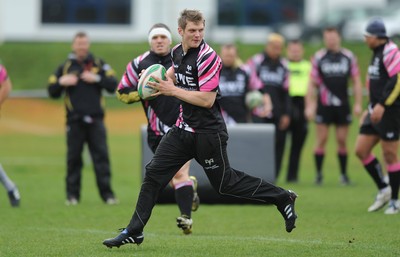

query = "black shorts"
[315,105,351,125]
[359,108,400,141]
[147,132,163,153]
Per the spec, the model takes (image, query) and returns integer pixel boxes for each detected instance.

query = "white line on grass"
[25,227,347,247]
[1,118,60,135]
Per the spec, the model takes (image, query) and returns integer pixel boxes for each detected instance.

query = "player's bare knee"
[355,147,367,160]
[337,140,347,149]
[354,149,362,159]
[171,169,189,186]
[382,151,397,164]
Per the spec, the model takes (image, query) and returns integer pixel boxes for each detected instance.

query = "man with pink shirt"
[305,27,363,185]
[0,63,20,207]
[116,23,199,234]
[355,18,400,214]
[246,33,289,179]
[103,9,298,249]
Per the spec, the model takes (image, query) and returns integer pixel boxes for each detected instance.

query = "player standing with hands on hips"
[103,9,298,249]
[116,23,200,234]
[355,18,400,214]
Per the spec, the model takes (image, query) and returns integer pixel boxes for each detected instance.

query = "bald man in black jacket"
[48,31,118,206]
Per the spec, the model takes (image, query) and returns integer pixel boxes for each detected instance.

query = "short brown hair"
[178,9,205,30]
[221,43,237,51]
[323,26,340,35]
[73,31,88,40]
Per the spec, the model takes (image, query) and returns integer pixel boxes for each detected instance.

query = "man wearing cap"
[355,18,400,214]
[116,23,200,233]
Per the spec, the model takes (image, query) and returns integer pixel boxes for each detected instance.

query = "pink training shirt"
[383,41,400,78]
[0,64,8,84]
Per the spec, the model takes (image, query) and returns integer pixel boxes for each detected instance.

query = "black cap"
[364,18,387,38]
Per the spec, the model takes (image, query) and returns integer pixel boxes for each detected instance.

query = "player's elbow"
[201,92,217,108]
[202,98,215,109]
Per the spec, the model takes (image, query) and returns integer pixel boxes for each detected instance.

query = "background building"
[0,0,389,44]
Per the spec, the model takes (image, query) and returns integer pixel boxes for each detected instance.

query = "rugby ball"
[245,90,264,109]
[137,64,167,100]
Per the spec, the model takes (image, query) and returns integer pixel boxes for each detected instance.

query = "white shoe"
[176,215,193,235]
[65,197,78,206]
[368,186,391,212]
[105,197,119,205]
[384,200,400,215]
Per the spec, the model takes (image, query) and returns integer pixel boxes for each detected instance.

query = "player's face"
[221,47,237,67]
[265,41,283,60]
[179,21,204,51]
[72,36,90,61]
[364,35,378,49]
[287,43,303,62]
[150,34,171,55]
[323,31,341,51]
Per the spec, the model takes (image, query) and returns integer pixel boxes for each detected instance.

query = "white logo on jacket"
[368,57,380,79]
[320,58,349,76]
[176,73,196,87]
[205,158,214,165]
[386,132,395,139]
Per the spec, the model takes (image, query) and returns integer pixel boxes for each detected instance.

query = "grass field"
[0,39,398,256]
[0,98,399,257]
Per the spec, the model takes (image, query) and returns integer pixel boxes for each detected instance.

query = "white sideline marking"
[25,227,361,248]
[0,119,60,135]
[25,227,112,235]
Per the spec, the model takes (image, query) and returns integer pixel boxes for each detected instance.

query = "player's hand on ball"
[148,75,176,97]
[59,74,78,87]
[137,64,167,100]
[260,93,273,117]
[138,69,145,78]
